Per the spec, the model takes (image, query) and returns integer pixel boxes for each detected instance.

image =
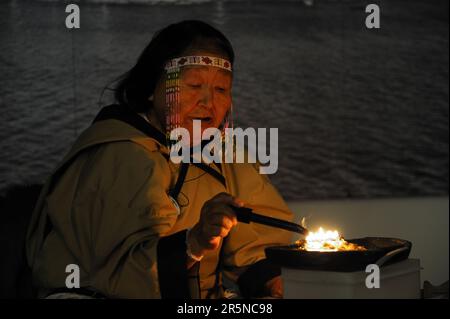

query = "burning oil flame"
[305,227,347,251]
[297,226,366,252]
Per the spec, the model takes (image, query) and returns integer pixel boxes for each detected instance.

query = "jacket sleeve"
[48,141,187,298]
[221,162,294,298]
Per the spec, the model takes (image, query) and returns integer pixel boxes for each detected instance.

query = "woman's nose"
[199,86,214,109]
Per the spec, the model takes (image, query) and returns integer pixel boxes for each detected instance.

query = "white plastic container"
[282,259,421,299]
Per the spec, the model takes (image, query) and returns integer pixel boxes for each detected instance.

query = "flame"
[305,227,345,251]
[296,227,366,252]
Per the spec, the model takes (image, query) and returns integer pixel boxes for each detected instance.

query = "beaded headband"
[164,55,232,72]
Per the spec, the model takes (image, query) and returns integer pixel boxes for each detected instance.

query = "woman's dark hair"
[114,20,234,113]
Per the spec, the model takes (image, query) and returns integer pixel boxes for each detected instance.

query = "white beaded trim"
[165,55,232,72]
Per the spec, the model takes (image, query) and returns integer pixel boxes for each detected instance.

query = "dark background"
[0,0,448,201]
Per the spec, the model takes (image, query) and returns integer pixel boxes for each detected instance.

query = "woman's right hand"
[188,192,244,258]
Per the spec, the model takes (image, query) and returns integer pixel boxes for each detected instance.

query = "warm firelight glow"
[297,227,366,252]
[305,227,345,251]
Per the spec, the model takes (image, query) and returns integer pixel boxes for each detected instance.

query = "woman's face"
[153,51,233,141]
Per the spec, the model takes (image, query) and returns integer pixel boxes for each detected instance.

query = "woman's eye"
[215,87,227,93]
[188,84,201,88]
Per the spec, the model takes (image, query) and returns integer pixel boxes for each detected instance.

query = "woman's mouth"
[189,116,214,124]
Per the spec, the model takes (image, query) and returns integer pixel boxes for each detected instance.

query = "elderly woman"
[26,20,293,299]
